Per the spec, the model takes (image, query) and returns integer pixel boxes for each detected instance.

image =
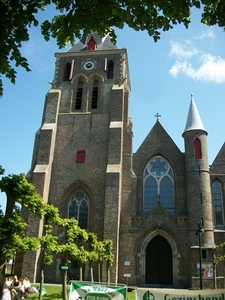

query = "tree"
[1,0,225,97]
[103,240,114,283]
[211,243,225,289]
[86,235,114,283]
[0,166,115,300]
[57,218,89,300]
[38,205,60,300]
[87,233,99,282]
[0,172,45,299]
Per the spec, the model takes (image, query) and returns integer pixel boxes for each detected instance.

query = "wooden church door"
[146,235,173,285]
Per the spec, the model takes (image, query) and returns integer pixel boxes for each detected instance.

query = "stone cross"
[154,113,161,121]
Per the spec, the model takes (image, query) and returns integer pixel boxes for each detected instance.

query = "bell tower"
[21,33,132,283]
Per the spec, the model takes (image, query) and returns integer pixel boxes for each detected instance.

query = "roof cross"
[154,113,161,121]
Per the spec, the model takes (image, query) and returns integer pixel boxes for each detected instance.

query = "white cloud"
[195,29,216,40]
[169,41,200,59]
[169,39,225,83]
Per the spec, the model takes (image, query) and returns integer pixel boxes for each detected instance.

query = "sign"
[197,263,213,277]
[59,264,70,271]
[123,274,131,277]
[69,281,127,300]
[136,287,225,300]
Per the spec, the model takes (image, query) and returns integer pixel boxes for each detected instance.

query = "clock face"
[82,60,96,71]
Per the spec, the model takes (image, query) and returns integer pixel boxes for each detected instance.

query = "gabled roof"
[135,120,182,155]
[183,95,207,135]
[67,32,118,52]
[210,142,225,173]
[133,120,184,175]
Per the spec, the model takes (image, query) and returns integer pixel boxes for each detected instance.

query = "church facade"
[18,33,225,289]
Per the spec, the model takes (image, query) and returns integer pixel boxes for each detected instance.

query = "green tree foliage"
[87,233,98,282]
[38,206,60,300]
[0,172,44,299]
[0,168,114,300]
[0,173,45,260]
[57,218,89,300]
[0,0,225,97]
[102,240,114,283]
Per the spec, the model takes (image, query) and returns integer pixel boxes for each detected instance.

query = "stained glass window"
[143,156,174,211]
[68,191,89,229]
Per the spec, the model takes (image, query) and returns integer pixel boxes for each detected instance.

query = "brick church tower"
[20,32,134,284]
[18,33,225,289]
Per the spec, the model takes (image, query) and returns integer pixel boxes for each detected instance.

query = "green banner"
[136,287,225,300]
[69,282,127,300]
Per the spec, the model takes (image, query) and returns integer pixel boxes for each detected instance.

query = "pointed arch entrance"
[146,235,173,284]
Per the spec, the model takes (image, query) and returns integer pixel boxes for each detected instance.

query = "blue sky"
[1,6,225,212]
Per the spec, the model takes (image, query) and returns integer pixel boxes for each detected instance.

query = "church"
[17,32,225,289]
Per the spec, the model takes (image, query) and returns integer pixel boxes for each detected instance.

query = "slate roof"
[183,95,206,134]
[67,32,118,52]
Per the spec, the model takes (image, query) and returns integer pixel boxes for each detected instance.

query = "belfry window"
[143,156,174,211]
[63,62,71,81]
[212,181,224,225]
[75,81,83,110]
[68,191,89,229]
[107,60,114,79]
[91,80,98,109]
[194,138,202,159]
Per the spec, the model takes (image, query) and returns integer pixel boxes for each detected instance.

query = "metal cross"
[154,113,161,121]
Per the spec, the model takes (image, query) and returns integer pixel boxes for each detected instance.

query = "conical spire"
[183,95,206,134]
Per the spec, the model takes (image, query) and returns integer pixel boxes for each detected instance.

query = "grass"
[26,285,62,300]
[27,285,135,300]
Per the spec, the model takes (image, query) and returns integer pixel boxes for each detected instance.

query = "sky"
[1,6,225,212]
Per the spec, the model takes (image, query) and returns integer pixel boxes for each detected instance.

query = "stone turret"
[182,96,214,247]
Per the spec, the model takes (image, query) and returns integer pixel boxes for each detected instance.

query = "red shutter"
[77,151,85,163]
[194,138,202,159]
[87,36,96,51]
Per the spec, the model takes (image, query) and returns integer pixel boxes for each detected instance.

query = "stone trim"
[106,164,121,173]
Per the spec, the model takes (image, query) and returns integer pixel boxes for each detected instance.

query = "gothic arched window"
[107,60,114,79]
[91,80,98,109]
[68,191,89,229]
[63,62,71,81]
[75,81,83,110]
[143,156,174,211]
[212,181,224,226]
[194,138,202,159]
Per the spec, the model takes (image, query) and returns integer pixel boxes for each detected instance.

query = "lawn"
[27,284,136,300]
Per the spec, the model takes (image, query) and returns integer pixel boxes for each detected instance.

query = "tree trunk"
[107,267,110,284]
[38,268,44,300]
[62,252,69,300]
[213,261,217,289]
[224,260,225,288]
[79,264,83,281]
[38,246,46,300]
[62,271,68,300]
[90,262,94,283]
[98,263,101,283]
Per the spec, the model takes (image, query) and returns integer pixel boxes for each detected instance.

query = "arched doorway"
[146,235,173,285]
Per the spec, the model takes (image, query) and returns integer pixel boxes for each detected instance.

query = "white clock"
[82,60,96,71]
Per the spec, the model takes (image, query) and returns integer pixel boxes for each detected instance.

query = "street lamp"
[196,220,204,290]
